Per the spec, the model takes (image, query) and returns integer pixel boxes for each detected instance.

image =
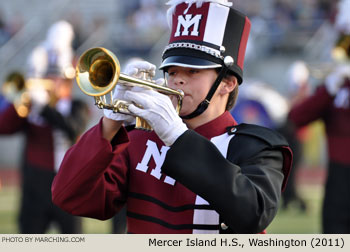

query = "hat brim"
[159,56,222,70]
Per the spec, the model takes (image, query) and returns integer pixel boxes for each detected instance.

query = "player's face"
[166,66,218,116]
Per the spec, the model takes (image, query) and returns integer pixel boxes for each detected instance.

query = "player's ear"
[219,76,237,95]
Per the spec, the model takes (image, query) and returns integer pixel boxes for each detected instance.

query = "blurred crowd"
[116,0,340,59]
[1,0,339,60]
[0,8,24,47]
[0,0,349,234]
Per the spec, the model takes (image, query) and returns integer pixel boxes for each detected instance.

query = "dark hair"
[226,84,239,111]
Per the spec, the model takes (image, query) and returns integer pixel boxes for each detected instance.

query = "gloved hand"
[103,84,135,124]
[325,65,350,96]
[125,86,188,146]
[123,61,156,79]
[104,60,165,125]
[30,87,49,107]
[29,86,50,116]
[104,61,152,123]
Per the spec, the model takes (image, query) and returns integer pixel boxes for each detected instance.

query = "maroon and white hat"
[159,0,251,84]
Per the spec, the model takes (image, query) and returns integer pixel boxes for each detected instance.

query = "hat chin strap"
[180,56,234,120]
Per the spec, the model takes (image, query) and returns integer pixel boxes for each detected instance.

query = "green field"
[267,185,323,233]
[0,185,112,234]
[0,184,323,234]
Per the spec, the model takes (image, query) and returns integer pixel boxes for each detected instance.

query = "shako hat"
[27,20,76,79]
[333,0,350,62]
[160,0,251,84]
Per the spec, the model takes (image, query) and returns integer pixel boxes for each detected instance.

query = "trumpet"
[332,33,350,63]
[75,47,184,131]
[2,71,26,103]
[2,72,56,118]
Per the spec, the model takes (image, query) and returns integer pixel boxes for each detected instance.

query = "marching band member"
[52,0,292,234]
[0,20,89,233]
[288,0,350,234]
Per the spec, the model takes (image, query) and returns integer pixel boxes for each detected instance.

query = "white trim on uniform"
[192,132,235,234]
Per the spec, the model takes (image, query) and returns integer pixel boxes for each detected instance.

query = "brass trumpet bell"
[332,34,350,62]
[2,72,29,117]
[76,47,184,131]
[2,75,56,118]
[2,72,25,101]
[76,47,120,97]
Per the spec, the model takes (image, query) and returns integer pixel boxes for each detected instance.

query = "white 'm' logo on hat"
[174,14,202,37]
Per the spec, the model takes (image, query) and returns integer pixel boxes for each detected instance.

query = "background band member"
[0,20,89,233]
[287,0,350,233]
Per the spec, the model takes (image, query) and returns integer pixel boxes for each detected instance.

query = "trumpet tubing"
[76,47,184,131]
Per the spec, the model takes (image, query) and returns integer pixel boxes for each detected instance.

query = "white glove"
[30,87,49,106]
[25,86,49,119]
[125,86,188,146]
[28,87,50,116]
[325,65,350,96]
[123,61,156,79]
[104,60,163,125]
[103,84,134,124]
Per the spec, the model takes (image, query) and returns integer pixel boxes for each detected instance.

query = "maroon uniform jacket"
[0,104,55,170]
[0,100,88,233]
[52,111,292,233]
[0,101,88,171]
[288,80,350,165]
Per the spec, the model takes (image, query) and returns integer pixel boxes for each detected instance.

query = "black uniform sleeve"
[40,100,89,142]
[162,124,292,233]
[41,105,76,141]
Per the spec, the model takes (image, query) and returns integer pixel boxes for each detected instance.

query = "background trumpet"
[1,72,55,118]
[1,72,30,117]
[75,47,184,131]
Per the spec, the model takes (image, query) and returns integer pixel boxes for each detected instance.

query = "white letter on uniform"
[136,140,175,185]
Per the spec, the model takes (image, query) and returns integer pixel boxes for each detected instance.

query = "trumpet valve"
[94,97,105,109]
[139,70,154,81]
[113,100,130,114]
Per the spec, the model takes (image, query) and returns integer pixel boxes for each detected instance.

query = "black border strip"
[129,192,214,212]
[127,211,220,231]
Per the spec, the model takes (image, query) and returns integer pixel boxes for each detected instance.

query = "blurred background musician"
[287,0,350,233]
[0,20,89,233]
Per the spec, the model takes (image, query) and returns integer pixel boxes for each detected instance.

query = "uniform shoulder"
[227,123,293,192]
[227,123,289,147]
